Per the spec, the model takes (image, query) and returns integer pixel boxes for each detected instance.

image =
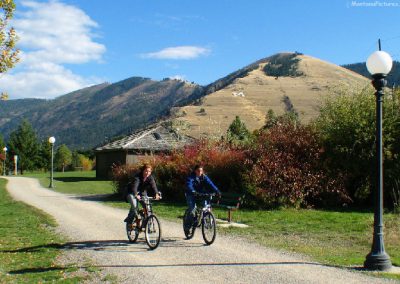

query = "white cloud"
[142,46,210,60]
[0,0,106,99]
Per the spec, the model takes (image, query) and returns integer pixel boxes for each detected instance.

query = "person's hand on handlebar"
[155,193,161,200]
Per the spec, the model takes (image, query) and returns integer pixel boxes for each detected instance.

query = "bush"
[244,121,349,208]
[111,140,245,202]
[315,88,400,208]
[111,121,349,209]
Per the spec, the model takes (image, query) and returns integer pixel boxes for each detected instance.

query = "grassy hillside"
[0,52,373,149]
[0,77,204,149]
[343,61,400,87]
[174,53,369,139]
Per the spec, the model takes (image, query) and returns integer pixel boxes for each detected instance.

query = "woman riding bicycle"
[185,165,221,227]
[124,164,160,228]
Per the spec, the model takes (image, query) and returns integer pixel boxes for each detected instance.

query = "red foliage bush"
[111,122,350,208]
[111,140,245,202]
[245,122,350,208]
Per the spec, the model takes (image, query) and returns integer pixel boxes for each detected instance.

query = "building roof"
[96,125,193,152]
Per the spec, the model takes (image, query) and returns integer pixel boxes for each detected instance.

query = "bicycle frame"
[194,194,214,225]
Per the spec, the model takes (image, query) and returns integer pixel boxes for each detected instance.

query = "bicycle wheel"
[201,211,216,245]
[183,210,196,239]
[126,218,140,243]
[145,215,161,250]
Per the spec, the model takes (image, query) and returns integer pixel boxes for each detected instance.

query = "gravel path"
[5,177,397,284]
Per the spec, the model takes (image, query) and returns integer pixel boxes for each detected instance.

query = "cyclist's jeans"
[185,194,196,217]
[125,194,138,223]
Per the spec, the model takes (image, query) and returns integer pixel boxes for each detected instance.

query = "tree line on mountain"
[0,120,94,174]
[343,61,400,87]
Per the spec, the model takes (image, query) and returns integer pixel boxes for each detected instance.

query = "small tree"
[55,144,72,172]
[7,120,39,174]
[226,116,251,144]
[0,0,19,74]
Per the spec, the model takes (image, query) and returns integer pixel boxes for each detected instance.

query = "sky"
[1,0,400,99]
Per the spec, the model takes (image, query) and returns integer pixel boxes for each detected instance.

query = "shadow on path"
[54,177,109,183]
[9,261,346,275]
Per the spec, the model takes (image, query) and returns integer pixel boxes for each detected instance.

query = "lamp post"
[364,47,393,271]
[2,147,7,176]
[48,137,56,188]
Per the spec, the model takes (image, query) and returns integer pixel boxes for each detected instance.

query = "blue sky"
[1,0,400,99]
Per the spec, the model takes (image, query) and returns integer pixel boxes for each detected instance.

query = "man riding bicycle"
[185,165,221,227]
[124,164,160,228]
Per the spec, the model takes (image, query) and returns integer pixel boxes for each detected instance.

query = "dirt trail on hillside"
[5,177,396,284]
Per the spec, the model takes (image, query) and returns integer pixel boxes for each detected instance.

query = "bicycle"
[126,194,162,250]
[183,192,217,245]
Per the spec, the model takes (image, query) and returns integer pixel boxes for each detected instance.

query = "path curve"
[4,177,396,284]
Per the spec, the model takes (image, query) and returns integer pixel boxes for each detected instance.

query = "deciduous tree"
[0,0,19,73]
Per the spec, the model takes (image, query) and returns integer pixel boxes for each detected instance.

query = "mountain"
[0,52,370,149]
[172,52,369,139]
[0,77,204,149]
[342,61,400,87]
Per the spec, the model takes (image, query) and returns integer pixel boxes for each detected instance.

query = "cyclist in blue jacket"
[185,165,221,226]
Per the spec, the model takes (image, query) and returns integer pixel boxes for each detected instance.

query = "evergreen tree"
[227,116,251,143]
[8,120,39,174]
[55,144,72,172]
[37,139,52,171]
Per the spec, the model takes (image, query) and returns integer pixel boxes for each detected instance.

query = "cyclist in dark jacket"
[185,165,221,218]
[124,164,160,225]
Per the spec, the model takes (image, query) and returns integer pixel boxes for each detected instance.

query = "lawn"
[24,171,400,277]
[27,170,114,195]
[0,178,98,283]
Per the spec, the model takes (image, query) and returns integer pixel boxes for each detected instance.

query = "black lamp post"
[364,47,393,271]
[48,136,56,188]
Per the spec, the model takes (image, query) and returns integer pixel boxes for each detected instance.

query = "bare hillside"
[174,53,369,138]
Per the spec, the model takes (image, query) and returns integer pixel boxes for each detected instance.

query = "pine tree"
[37,139,52,171]
[226,116,251,143]
[8,120,39,174]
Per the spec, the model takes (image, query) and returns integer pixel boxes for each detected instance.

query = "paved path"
[4,177,397,283]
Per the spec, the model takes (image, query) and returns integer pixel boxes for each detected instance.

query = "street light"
[364,47,393,271]
[48,137,56,188]
[2,147,7,176]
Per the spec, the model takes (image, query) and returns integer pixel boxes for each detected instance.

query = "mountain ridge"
[0,52,370,149]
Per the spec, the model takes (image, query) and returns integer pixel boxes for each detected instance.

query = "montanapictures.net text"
[350,1,400,7]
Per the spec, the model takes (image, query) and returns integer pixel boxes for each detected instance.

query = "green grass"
[0,178,97,283]
[26,170,114,195]
[23,171,400,275]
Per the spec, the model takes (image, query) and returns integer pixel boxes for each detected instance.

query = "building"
[95,124,193,178]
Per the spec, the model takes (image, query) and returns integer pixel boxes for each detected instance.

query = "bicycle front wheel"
[183,210,196,239]
[202,211,216,245]
[145,215,161,250]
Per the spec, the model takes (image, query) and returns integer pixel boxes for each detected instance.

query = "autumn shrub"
[244,121,350,209]
[111,140,245,202]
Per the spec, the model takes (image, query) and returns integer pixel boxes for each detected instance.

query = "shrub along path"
[4,176,397,283]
